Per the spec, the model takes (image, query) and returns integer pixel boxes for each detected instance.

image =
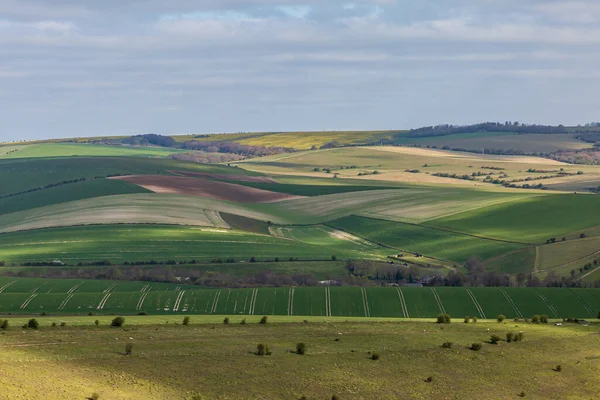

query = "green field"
[330,216,527,264]
[0,277,597,318]
[0,224,391,264]
[0,143,186,159]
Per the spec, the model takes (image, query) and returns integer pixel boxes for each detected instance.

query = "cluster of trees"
[549,149,600,165]
[405,122,583,139]
[181,141,294,157]
[122,134,176,147]
[168,152,244,164]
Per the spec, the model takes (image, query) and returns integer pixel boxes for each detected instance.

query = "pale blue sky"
[1,0,599,141]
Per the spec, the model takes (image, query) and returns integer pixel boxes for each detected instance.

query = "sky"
[1,0,600,141]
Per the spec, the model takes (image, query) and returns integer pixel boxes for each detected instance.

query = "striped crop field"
[0,278,598,318]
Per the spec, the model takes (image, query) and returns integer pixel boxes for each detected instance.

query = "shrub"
[463,316,470,323]
[0,319,8,330]
[111,317,125,327]
[497,315,506,323]
[296,342,307,355]
[240,318,247,325]
[21,324,28,329]
[470,343,482,351]
[531,315,540,323]
[259,316,268,325]
[506,332,514,342]
[332,396,339,400]
[182,316,190,326]
[28,318,39,330]
[223,317,230,324]
[517,332,524,341]
[94,319,100,327]
[490,335,501,344]
[425,376,433,383]
[125,343,133,356]
[442,341,453,349]
[371,352,380,360]
[518,391,526,397]
[436,314,451,324]
[256,343,268,356]
[60,321,67,327]
[90,393,100,400]
[540,315,549,324]
[472,317,478,323]
[554,365,562,372]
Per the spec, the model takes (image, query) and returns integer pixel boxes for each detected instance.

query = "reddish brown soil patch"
[170,171,277,184]
[111,175,303,203]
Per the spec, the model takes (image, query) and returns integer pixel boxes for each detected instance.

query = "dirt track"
[111,175,303,203]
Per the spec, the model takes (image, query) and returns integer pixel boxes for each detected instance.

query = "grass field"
[393,131,593,153]
[330,216,527,264]
[0,224,391,264]
[0,143,186,159]
[0,317,597,399]
[0,277,597,319]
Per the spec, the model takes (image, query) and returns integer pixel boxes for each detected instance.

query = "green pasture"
[431,194,600,243]
[0,277,597,318]
[0,143,186,159]
[329,215,526,264]
[0,224,391,264]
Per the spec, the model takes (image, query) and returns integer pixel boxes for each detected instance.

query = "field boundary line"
[396,288,409,318]
[361,287,370,317]
[568,289,595,317]
[535,290,560,318]
[465,288,487,319]
[501,290,524,319]
[325,287,332,317]
[354,214,532,246]
[430,288,446,314]
[249,289,258,315]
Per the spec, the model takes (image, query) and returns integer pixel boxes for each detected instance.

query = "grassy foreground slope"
[0,318,598,399]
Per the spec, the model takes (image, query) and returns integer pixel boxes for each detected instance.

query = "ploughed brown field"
[111,175,303,203]
[170,170,278,183]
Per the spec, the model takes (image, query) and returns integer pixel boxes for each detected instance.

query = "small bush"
[531,315,540,324]
[490,335,501,344]
[259,316,268,325]
[296,342,307,355]
[0,319,8,330]
[554,365,562,372]
[332,396,339,400]
[223,317,230,324]
[425,376,433,383]
[517,332,524,341]
[497,314,506,323]
[111,316,125,327]
[518,391,526,397]
[94,319,100,327]
[470,343,482,351]
[125,343,133,356]
[21,324,28,329]
[436,314,451,324]
[472,317,478,323]
[506,332,514,342]
[182,316,190,326]
[463,316,470,323]
[442,341,453,349]
[371,352,380,360]
[256,343,268,356]
[540,315,549,324]
[240,318,247,325]
[89,393,100,400]
[28,318,39,330]
[60,321,67,327]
